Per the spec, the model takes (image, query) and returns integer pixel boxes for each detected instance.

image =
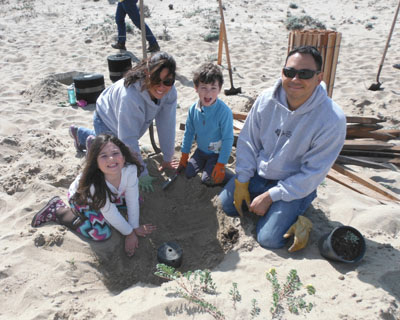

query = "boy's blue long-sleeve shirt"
[181,98,233,164]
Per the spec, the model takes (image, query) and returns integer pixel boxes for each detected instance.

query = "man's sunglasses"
[155,77,175,87]
[282,67,321,80]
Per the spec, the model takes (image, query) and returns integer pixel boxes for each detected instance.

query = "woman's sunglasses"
[154,77,175,87]
[282,67,321,80]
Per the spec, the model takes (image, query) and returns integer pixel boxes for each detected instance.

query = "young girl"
[31,134,156,257]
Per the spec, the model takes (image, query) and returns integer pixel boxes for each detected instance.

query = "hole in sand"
[87,156,243,293]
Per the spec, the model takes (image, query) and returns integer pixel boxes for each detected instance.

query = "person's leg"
[218,175,238,215]
[93,111,113,136]
[185,148,206,178]
[255,189,317,249]
[115,2,127,45]
[201,153,218,185]
[121,0,158,46]
[69,198,112,241]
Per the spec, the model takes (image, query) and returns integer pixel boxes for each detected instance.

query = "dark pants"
[115,0,157,45]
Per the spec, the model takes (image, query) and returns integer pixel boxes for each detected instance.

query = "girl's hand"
[125,231,139,257]
[135,224,156,237]
[159,159,179,171]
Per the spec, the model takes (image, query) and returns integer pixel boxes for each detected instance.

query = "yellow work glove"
[233,179,250,217]
[283,216,313,253]
[176,152,189,174]
[211,163,225,184]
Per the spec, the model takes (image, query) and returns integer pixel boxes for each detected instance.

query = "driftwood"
[328,163,400,203]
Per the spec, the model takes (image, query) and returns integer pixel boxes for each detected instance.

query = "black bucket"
[318,226,366,263]
[73,73,105,104]
[157,242,183,268]
[107,54,132,83]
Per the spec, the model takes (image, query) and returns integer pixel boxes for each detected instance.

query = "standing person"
[69,51,178,192]
[177,63,234,186]
[111,0,160,53]
[31,134,156,257]
[219,46,346,252]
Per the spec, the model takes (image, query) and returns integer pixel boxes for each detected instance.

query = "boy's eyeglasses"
[282,67,321,80]
[155,77,175,87]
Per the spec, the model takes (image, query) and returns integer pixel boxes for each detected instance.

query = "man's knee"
[257,232,286,249]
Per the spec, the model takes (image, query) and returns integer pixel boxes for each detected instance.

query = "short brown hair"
[193,63,224,88]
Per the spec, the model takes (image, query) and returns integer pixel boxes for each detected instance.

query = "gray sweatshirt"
[96,79,177,172]
[236,79,346,202]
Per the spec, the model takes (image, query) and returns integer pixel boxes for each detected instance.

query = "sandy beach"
[1,0,400,319]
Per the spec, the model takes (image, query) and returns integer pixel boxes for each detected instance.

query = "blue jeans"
[218,172,317,249]
[185,148,232,185]
[77,112,113,147]
[115,0,157,45]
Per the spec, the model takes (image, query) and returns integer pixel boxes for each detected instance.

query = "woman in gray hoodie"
[69,51,178,192]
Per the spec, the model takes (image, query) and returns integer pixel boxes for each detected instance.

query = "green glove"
[139,175,155,192]
[283,216,313,253]
[233,179,250,217]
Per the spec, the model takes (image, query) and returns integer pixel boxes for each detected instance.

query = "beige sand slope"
[0,0,400,319]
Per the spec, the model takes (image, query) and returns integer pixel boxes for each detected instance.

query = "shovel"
[369,0,400,91]
[162,172,178,190]
[218,0,242,96]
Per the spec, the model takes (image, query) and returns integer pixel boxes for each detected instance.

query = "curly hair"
[124,51,176,90]
[74,134,143,211]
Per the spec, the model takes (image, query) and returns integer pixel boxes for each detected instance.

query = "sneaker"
[111,42,127,50]
[31,196,62,227]
[69,125,84,152]
[147,42,160,53]
[86,135,95,153]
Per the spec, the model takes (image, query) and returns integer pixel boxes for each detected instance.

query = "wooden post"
[139,0,147,59]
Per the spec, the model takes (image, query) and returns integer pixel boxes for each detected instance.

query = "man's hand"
[139,174,156,192]
[159,159,179,172]
[125,231,139,257]
[233,179,250,217]
[249,191,272,216]
[176,153,189,174]
[283,216,313,252]
[211,163,225,184]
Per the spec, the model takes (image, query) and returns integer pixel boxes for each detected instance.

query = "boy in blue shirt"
[177,63,234,186]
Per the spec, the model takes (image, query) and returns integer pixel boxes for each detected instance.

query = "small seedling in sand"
[365,22,374,30]
[266,268,315,317]
[66,258,77,270]
[155,264,224,319]
[229,282,241,309]
[250,298,261,318]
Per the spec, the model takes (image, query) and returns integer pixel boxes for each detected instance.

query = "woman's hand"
[159,159,179,171]
[135,224,156,237]
[125,231,139,257]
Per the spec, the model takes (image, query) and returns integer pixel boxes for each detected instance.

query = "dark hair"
[193,62,224,88]
[124,51,176,89]
[74,134,143,211]
[285,45,323,71]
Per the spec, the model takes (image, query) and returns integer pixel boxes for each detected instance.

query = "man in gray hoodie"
[219,46,346,252]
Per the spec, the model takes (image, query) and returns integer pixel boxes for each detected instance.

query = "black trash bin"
[107,54,132,83]
[73,73,105,104]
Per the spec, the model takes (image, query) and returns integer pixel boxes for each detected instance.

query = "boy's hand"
[176,153,189,174]
[211,162,225,184]
[125,231,139,257]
